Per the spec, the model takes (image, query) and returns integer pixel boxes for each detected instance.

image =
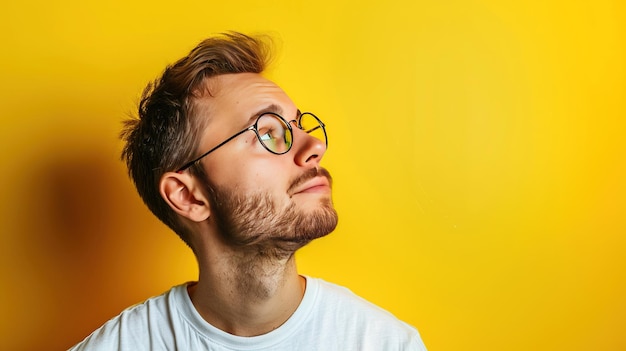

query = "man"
[71,32,427,350]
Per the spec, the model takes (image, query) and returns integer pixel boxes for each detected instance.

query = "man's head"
[122,33,337,252]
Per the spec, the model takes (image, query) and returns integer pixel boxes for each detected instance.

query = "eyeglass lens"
[298,113,326,147]
[256,113,293,153]
[256,113,326,154]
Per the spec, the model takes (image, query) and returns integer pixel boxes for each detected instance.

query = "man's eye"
[259,131,275,142]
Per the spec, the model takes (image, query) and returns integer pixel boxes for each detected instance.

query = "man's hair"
[121,32,271,246]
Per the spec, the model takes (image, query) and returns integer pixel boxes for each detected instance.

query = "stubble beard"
[204,168,338,260]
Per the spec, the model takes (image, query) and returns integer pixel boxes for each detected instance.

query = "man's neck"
[189,246,305,337]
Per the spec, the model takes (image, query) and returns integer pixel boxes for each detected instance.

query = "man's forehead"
[194,73,297,145]
[201,73,296,118]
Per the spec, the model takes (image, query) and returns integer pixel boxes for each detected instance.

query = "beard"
[203,167,338,258]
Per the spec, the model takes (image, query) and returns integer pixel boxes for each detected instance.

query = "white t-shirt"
[70,277,427,350]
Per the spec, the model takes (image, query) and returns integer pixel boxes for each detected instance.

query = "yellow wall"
[1,1,625,350]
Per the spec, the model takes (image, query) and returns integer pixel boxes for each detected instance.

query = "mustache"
[287,167,333,195]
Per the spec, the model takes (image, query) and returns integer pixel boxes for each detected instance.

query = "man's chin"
[297,206,338,241]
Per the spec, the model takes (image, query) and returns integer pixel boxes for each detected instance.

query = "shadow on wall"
[5,137,165,350]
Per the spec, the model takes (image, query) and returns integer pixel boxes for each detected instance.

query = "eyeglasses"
[177,112,327,172]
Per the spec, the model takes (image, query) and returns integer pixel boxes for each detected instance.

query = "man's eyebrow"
[248,104,284,122]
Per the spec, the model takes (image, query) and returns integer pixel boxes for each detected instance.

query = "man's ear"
[159,171,211,222]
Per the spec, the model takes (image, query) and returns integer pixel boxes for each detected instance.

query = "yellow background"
[1,1,625,350]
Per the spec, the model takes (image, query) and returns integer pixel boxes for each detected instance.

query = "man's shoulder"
[68,284,187,350]
[304,277,427,350]
[312,277,410,320]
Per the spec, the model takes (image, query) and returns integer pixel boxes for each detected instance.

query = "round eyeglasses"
[177,112,327,172]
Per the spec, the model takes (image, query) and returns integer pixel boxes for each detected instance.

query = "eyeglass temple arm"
[176,127,253,172]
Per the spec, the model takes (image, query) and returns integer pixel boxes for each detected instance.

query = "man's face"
[194,73,338,255]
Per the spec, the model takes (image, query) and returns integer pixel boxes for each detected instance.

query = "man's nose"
[290,125,327,166]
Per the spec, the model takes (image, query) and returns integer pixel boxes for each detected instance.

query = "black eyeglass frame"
[176,111,327,172]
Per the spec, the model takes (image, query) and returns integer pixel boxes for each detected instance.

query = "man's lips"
[292,176,331,195]
[287,167,333,196]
